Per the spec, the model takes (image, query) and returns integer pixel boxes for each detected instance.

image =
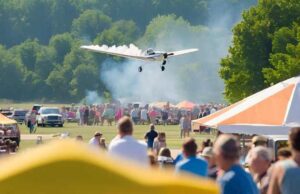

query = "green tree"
[35,47,56,80]
[12,39,41,71]
[220,0,300,103]
[0,45,24,100]
[50,0,79,34]
[263,24,300,84]
[63,45,96,70]
[152,0,208,25]
[19,0,53,44]
[70,64,99,99]
[94,20,139,45]
[49,33,73,63]
[72,10,112,40]
[46,65,72,101]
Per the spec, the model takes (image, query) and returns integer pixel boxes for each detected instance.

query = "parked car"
[264,135,288,160]
[0,110,13,117]
[36,107,64,127]
[32,104,42,112]
[8,109,29,124]
[0,116,20,146]
[25,104,43,125]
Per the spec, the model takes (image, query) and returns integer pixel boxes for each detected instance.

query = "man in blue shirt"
[214,134,259,194]
[175,138,208,177]
[144,124,158,149]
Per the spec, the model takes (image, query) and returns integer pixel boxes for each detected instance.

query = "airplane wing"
[167,48,199,57]
[80,45,152,61]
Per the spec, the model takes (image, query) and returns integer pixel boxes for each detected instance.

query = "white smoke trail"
[81,44,143,56]
[85,91,104,104]
[99,24,227,104]
[85,1,256,104]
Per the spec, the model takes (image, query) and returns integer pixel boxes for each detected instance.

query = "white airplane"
[80,44,198,72]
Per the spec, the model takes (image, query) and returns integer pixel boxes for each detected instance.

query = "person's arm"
[267,165,283,194]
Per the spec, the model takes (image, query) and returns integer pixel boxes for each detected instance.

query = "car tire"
[58,124,63,127]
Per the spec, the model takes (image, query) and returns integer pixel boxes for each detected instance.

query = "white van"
[264,135,288,160]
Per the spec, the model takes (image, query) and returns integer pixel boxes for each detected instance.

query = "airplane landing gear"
[138,66,143,72]
[162,60,167,65]
[161,65,165,71]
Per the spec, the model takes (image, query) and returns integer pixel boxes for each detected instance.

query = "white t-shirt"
[88,137,100,147]
[140,109,148,120]
[108,135,148,166]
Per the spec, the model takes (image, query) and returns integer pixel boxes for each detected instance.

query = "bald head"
[214,134,240,161]
[251,146,273,162]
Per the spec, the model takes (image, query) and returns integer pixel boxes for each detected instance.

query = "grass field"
[19,122,215,150]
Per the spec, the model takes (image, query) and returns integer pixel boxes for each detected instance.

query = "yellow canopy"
[0,140,219,194]
[0,113,17,125]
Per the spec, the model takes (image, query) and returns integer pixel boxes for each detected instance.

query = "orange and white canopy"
[176,101,196,110]
[192,76,300,135]
[149,101,175,109]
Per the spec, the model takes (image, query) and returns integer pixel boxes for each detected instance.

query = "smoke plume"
[87,1,256,104]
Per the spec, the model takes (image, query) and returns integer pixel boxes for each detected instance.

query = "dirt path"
[21,134,54,140]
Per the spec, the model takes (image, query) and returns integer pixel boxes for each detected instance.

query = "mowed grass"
[19,122,215,150]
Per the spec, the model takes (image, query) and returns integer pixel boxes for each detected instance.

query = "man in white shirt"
[88,132,102,148]
[140,108,148,125]
[108,116,149,166]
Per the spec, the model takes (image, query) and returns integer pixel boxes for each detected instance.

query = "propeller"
[163,53,174,59]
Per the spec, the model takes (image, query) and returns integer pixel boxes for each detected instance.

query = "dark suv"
[9,109,28,124]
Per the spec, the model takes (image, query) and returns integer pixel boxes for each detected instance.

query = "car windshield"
[14,111,27,116]
[33,106,41,111]
[2,112,12,116]
[42,109,60,114]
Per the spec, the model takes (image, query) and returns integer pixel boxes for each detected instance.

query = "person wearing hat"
[201,147,218,179]
[252,136,268,147]
[245,135,268,165]
[88,132,103,148]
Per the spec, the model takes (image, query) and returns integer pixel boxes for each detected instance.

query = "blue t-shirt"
[173,153,183,164]
[145,130,158,148]
[218,164,259,194]
[175,156,208,177]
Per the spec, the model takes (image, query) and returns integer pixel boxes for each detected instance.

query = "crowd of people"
[79,116,299,194]
[64,102,224,127]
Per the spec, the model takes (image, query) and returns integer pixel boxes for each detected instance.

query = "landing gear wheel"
[161,66,165,71]
[138,66,143,72]
[162,60,167,65]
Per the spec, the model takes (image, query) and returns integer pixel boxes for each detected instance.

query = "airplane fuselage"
[145,51,165,61]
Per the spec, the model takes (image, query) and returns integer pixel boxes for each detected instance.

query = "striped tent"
[192,76,300,135]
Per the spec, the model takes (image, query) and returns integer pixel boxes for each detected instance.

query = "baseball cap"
[252,136,267,144]
[94,132,102,137]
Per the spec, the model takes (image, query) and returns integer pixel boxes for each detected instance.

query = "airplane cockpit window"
[146,48,155,55]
